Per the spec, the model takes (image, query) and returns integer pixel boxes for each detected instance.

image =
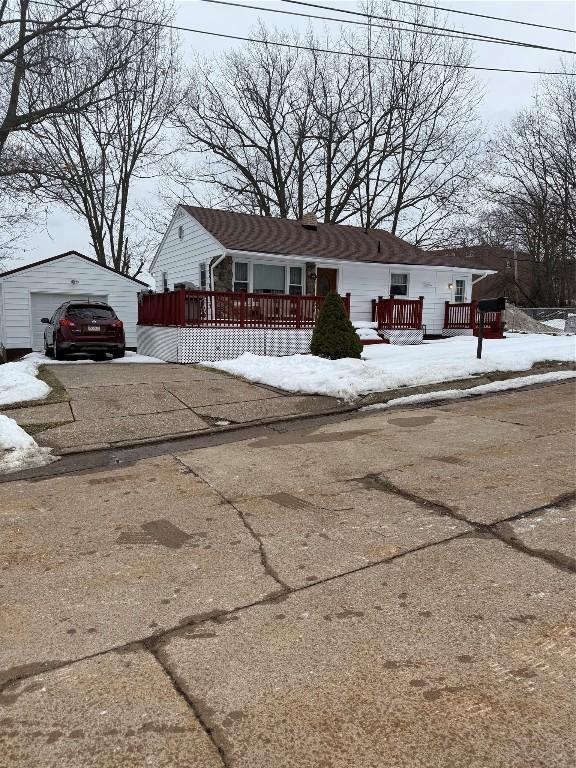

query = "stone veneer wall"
[212,254,233,291]
[305,262,316,295]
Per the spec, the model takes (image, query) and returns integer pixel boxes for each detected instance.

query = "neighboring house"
[150,207,492,335]
[429,246,539,306]
[0,251,148,360]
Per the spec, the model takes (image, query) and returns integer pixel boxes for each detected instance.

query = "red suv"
[42,301,125,360]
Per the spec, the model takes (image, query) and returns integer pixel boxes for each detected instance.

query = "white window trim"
[453,276,468,303]
[390,271,410,297]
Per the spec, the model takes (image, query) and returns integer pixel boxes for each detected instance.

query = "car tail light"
[112,320,123,329]
[59,317,76,327]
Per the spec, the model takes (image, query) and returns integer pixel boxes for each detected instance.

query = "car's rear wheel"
[43,338,54,358]
[112,348,125,359]
[94,351,107,361]
[54,342,66,360]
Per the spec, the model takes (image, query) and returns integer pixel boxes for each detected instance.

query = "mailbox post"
[476,297,506,359]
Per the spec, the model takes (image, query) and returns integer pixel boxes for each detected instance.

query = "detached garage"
[0,251,148,360]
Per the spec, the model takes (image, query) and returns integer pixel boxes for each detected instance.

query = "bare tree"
[0,0,151,169]
[175,2,481,246]
[484,69,576,306]
[24,4,178,276]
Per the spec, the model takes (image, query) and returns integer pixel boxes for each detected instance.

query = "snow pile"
[356,328,381,341]
[0,356,50,406]
[504,306,562,335]
[205,334,576,400]
[542,318,566,331]
[363,371,576,411]
[0,414,56,473]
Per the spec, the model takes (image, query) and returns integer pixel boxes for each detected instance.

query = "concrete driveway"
[0,381,574,767]
[2,363,340,452]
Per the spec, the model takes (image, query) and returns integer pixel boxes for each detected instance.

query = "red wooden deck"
[443,301,505,339]
[372,296,424,330]
[138,289,351,329]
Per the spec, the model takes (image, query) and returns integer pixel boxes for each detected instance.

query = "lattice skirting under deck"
[137,325,313,363]
[379,329,424,345]
[441,328,474,337]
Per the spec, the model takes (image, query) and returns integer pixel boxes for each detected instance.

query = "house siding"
[0,254,142,350]
[151,209,223,291]
[150,208,478,335]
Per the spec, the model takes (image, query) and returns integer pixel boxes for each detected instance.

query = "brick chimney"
[301,211,318,230]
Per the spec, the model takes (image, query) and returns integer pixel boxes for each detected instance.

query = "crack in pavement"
[0,528,472,691]
[145,642,230,767]
[171,455,290,592]
[1,473,573,691]
[350,473,576,573]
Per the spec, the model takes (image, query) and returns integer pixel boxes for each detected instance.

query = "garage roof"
[0,251,149,285]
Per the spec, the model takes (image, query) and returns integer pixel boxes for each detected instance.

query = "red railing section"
[444,301,477,329]
[138,289,351,329]
[443,301,504,337]
[372,296,424,329]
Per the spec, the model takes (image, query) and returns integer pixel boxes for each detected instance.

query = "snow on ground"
[206,334,576,400]
[0,414,56,473]
[542,318,566,331]
[24,351,165,366]
[0,356,51,406]
[362,371,576,411]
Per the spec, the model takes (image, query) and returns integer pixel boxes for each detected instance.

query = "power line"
[28,0,576,76]
[201,0,576,57]
[389,0,576,35]
[276,0,576,55]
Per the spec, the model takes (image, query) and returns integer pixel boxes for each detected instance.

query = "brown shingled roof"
[182,206,489,270]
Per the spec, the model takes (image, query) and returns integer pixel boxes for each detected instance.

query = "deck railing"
[372,296,424,329]
[444,301,504,337]
[444,301,477,329]
[138,289,351,329]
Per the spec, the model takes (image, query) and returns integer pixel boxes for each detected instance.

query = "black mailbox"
[478,297,506,312]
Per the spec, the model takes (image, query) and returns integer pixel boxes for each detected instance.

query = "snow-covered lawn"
[363,370,576,411]
[206,334,576,400]
[0,415,56,473]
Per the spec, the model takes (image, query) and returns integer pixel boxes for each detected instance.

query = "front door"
[316,268,338,296]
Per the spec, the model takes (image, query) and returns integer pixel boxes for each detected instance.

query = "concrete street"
[0,381,575,767]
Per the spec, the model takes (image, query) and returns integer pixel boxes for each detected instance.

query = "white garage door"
[30,292,108,351]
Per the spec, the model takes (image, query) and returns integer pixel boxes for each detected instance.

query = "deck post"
[179,289,186,326]
[295,297,301,329]
[418,296,424,328]
[239,292,246,328]
[471,300,478,330]
[444,300,450,328]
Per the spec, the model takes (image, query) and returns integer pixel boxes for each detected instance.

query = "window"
[455,279,466,303]
[390,273,408,296]
[234,262,249,292]
[253,263,285,294]
[288,266,303,295]
[200,262,207,290]
[162,272,168,292]
[178,225,184,240]
[66,305,115,320]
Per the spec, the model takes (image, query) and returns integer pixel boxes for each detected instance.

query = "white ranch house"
[139,207,495,362]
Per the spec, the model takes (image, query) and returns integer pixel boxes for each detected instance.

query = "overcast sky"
[10,0,576,275]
